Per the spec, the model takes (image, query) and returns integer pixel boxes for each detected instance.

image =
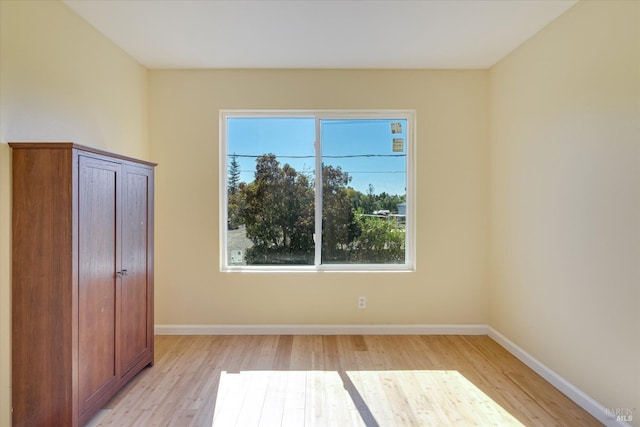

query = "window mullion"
[314,116,322,266]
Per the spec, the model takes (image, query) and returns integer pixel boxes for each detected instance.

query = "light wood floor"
[87,335,602,426]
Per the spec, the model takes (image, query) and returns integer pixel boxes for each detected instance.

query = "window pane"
[227,117,316,265]
[321,119,407,264]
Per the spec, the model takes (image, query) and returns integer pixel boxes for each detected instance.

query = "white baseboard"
[154,323,489,336]
[488,327,631,427]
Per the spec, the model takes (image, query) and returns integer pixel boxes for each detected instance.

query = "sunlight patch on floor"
[211,370,523,426]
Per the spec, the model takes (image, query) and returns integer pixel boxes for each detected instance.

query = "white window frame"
[219,110,416,272]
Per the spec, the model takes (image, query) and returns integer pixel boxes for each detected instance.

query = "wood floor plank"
[257,370,288,426]
[353,348,395,426]
[273,335,294,371]
[88,335,603,427]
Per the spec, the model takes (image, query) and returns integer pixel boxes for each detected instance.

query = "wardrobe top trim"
[8,142,157,167]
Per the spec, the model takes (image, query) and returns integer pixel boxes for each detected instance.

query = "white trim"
[219,109,416,272]
[314,116,323,266]
[488,327,632,427]
[218,110,229,272]
[155,323,488,336]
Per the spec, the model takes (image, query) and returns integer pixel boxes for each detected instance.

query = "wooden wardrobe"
[10,143,156,426]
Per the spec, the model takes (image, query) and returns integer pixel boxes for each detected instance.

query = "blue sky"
[227,117,407,196]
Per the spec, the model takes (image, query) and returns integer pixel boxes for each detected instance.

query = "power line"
[345,171,405,174]
[325,154,406,158]
[229,153,405,159]
[240,170,404,174]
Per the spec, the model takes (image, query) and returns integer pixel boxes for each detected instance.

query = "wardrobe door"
[77,155,121,415]
[119,164,154,375]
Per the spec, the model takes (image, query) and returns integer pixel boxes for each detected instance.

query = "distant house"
[397,202,406,216]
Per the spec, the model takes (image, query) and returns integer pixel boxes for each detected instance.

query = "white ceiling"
[63,0,577,69]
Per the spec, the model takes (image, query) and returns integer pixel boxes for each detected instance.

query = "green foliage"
[240,154,314,264]
[228,153,241,194]
[321,165,357,262]
[227,153,243,229]
[348,208,405,263]
[376,192,406,213]
[351,184,406,215]
[233,153,406,265]
[227,189,244,230]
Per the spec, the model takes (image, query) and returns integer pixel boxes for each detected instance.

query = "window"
[220,111,415,271]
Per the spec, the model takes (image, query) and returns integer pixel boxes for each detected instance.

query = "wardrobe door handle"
[122,269,128,276]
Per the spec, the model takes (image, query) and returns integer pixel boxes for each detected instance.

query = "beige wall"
[149,69,489,326]
[0,1,149,424]
[3,0,637,424]
[489,0,639,423]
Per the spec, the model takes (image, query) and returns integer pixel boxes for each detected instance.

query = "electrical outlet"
[358,296,366,309]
